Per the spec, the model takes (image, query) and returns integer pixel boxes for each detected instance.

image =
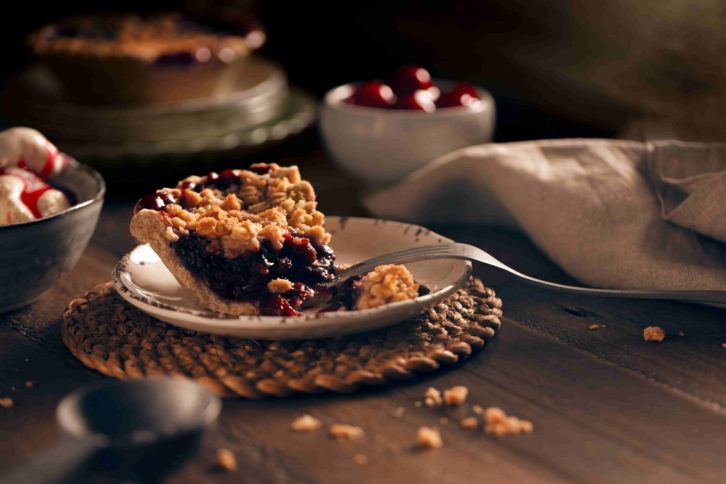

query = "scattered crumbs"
[329,424,364,441]
[643,326,666,343]
[721,343,726,349]
[393,407,405,418]
[588,324,601,331]
[424,387,442,408]
[416,426,443,449]
[484,407,533,437]
[25,381,34,389]
[678,331,686,337]
[443,385,468,406]
[414,401,423,408]
[216,448,237,472]
[460,417,478,430]
[353,454,368,465]
[472,404,484,415]
[10,386,16,393]
[439,417,449,425]
[24,358,29,363]
[291,414,322,432]
[0,397,13,409]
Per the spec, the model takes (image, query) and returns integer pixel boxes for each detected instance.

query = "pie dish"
[28,12,265,105]
[130,164,341,316]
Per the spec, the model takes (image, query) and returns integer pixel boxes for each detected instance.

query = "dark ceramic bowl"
[0,159,105,312]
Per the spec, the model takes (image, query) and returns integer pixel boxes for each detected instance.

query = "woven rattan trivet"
[62,277,502,398]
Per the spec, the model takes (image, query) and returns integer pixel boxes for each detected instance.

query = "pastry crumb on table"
[484,407,534,437]
[291,414,322,432]
[424,387,443,408]
[0,397,13,408]
[443,385,469,406]
[460,417,478,430]
[216,448,237,472]
[416,426,443,449]
[329,424,364,441]
[643,326,666,342]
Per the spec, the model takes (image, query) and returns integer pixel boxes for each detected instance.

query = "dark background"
[0,0,617,143]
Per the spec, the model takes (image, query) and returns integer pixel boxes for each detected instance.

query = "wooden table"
[1,143,725,483]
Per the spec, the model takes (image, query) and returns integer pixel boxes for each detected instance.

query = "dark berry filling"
[135,191,177,212]
[172,232,336,316]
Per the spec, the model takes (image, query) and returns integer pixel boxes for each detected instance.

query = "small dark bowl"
[0,159,105,312]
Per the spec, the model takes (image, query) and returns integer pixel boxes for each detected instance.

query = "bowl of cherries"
[320,65,495,184]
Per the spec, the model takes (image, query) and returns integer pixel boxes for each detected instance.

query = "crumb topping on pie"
[135,163,331,258]
[30,13,264,63]
[355,264,420,310]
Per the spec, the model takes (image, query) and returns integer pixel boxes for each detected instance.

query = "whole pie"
[28,12,265,105]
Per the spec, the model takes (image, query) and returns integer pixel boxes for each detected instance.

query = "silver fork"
[326,243,726,305]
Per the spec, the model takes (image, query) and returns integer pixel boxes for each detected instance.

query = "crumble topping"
[355,264,419,310]
[643,326,666,342]
[291,414,322,432]
[484,407,533,437]
[268,278,294,294]
[216,448,237,472]
[329,424,364,441]
[30,13,259,62]
[134,164,331,258]
[443,385,468,406]
[416,427,443,449]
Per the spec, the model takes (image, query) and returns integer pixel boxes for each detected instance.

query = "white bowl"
[320,81,495,185]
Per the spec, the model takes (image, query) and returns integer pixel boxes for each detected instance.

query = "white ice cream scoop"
[0,128,72,225]
[0,127,67,176]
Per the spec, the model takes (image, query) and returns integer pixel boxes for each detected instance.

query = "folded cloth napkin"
[364,139,726,291]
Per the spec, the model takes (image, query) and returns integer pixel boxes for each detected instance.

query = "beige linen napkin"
[364,139,726,291]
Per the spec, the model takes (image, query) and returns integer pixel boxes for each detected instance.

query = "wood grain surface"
[0,149,725,483]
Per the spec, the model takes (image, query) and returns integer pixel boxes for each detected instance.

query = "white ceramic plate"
[112,217,471,340]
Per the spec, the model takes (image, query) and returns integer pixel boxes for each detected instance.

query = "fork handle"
[333,243,726,305]
[458,243,726,305]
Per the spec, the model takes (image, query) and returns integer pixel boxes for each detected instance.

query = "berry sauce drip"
[134,191,177,213]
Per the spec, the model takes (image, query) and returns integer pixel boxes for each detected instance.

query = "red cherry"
[248,163,272,175]
[450,82,479,98]
[347,81,395,108]
[436,83,481,108]
[393,90,436,112]
[389,65,433,95]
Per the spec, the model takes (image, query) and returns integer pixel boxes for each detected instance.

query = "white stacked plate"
[0,58,315,160]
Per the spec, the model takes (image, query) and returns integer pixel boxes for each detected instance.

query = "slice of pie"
[130,163,336,316]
